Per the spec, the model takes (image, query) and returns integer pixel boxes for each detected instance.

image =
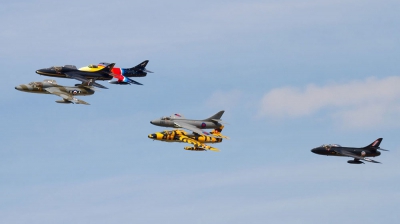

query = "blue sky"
[1,0,400,223]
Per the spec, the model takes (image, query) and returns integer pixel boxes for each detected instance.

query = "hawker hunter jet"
[150,110,228,138]
[148,126,226,151]
[36,63,115,89]
[79,60,152,85]
[311,138,387,164]
[15,79,94,105]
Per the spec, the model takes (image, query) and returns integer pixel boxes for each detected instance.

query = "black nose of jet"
[311,148,317,154]
[150,121,153,124]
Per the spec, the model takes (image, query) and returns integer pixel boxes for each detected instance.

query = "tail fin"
[135,60,149,68]
[205,110,225,121]
[98,63,115,73]
[131,60,153,73]
[364,138,383,148]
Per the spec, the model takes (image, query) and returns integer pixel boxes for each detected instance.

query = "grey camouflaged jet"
[150,111,228,138]
[15,79,94,105]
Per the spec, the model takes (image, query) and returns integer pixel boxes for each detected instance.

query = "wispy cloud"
[259,76,400,128]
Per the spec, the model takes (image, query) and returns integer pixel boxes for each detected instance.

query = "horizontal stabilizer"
[91,81,108,89]
[211,119,229,125]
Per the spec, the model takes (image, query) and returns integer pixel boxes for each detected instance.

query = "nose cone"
[15,85,22,91]
[150,120,154,125]
[36,69,45,74]
[148,134,156,139]
[36,68,53,75]
[311,147,324,155]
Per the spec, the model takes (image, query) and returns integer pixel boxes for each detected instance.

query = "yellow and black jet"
[148,126,227,152]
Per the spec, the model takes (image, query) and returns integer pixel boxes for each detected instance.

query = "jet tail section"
[364,138,383,148]
[131,60,153,73]
[210,125,229,139]
[204,110,225,121]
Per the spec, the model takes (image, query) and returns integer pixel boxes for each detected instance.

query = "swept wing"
[333,149,380,163]
[173,121,217,137]
[64,72,108,89]
[178,135,219,152]
[45,87,90,105]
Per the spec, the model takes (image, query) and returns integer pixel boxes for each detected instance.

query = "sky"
[1,0,400,223]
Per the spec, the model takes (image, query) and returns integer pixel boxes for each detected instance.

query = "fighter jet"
[150,110,228,138]
[148,126,226,151]
[15,79,94,105]
[35,63,115,89]
[311,138,388,164]
[78,60,152,85]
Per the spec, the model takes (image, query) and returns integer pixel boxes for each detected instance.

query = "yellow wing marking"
[178,135,219,152]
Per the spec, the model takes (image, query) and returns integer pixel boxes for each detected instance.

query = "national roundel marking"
[201,122,206,128]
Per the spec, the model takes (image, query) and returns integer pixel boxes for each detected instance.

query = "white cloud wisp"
[259,76,400,128]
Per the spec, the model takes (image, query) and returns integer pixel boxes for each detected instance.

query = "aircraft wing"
[178,135,219,152]
[64,72,108,89]
[333,149,381,163]
[45,87,90,105]
[173,121,218,137]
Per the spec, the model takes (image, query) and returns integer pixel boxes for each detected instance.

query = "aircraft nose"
[150,120,153,124]
[148,134,156,139]
[15,85,22,91]
[311,148,318,154]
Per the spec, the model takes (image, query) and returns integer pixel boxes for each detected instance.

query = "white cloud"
[259,76,400,128]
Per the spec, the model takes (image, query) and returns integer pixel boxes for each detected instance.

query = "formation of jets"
[149,111,229,151]
[16,60,152,104]
[15,61,390,162]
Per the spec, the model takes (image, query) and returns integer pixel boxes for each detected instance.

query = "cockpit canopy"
[48,65,77,70]
[319,144,342,148]
[43,79,57,84]
[88,64,98,68]
[28,81,43,87]
[160,117,171,120]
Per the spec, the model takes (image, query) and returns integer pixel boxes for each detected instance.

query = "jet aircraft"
[35,63,115,89]
[148,126,226,151]
[15,79,94,105]
[79,60,152,85]
[311,138,387,164]
[150,110,227,138]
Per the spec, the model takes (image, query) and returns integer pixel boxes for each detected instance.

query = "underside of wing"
[178,135,219,152]
[64,72,108,89]
[333,149,380,163]
[45,87,90,105]
[174,121,218,137]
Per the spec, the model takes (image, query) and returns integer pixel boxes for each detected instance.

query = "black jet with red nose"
[311,138,387,164]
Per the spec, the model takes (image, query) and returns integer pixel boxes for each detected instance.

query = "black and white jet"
[311,138,388,164]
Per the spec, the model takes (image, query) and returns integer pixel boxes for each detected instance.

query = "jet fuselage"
[148,130,222,144]
[150,118,222,129]
[36,65,112,81]
[15,80,94,96]
[311,146,381,157]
